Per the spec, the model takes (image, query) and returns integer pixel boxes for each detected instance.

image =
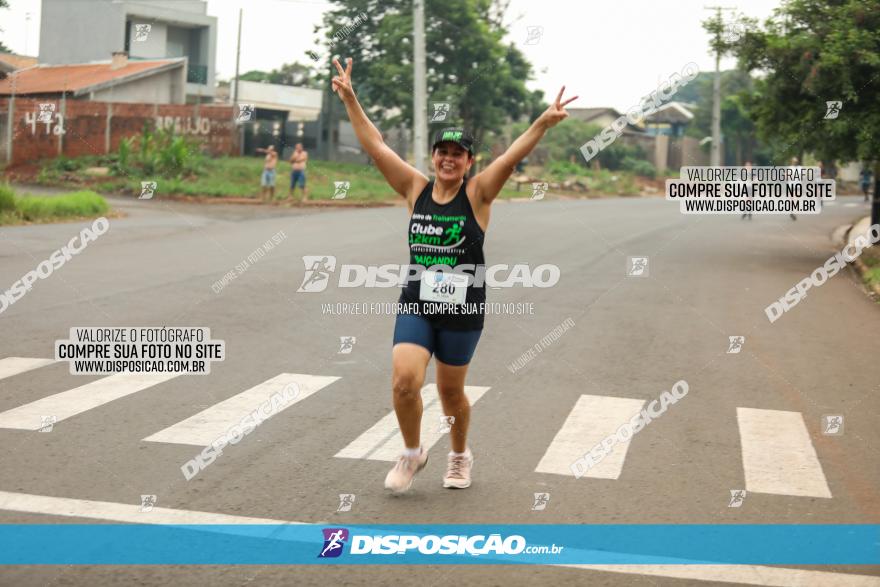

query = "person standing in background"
[256,145,278,201]
[860,167,874,202]
[741,161,753,220]
[289,143,309,202]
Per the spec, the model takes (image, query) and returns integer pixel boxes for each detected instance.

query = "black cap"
[431,128,474,156]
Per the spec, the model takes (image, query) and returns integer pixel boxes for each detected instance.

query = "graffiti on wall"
[25,104,66,136]
[153,116,223,136]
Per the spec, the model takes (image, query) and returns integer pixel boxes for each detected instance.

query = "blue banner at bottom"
[0,524,877,565]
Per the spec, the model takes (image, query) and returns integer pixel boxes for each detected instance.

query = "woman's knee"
[436,384,467,404]
[392,370,422,399]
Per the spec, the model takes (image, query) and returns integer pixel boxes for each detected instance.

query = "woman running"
[331,57,576,493]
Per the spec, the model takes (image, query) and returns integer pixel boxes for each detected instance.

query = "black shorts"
[392,313,482,366]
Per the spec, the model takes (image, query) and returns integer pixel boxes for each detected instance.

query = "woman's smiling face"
[432,142,473,181]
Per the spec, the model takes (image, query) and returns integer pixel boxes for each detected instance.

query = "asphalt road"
[0,191,878,586]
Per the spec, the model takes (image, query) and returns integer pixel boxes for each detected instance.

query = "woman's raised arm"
[473,86,577,205]
[331,57,428,200]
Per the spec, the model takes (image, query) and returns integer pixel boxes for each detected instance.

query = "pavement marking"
[144,373,340,447]
[556,564,880,586]
[0,491,876,586]
[0,357,56,382]
[334,384,491,461]
[844,203,859,207]
[737,407,832,498]
[536,394,645,479]
[0,373,179,431]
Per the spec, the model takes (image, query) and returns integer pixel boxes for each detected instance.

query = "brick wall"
[0,98,238,166]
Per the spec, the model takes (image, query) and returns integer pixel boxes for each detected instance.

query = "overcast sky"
[1,0,781,110]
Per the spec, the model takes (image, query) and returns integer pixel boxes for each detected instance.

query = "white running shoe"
[384,448,428,494]
[443,448,473,489]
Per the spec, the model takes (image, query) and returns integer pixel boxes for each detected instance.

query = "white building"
[38,0,217,103]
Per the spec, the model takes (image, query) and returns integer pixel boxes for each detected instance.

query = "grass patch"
[861,246,880,288]
[35,153,649,201]
[168,157,397,201]
[0,184,109,225]
[37,155,398,201]
[863,266,880,288]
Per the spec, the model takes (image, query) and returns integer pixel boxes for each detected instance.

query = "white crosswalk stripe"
[0,357,56,382]
[536,394,645,478]
[737,407,831,498]
[0,372,179,430]
[144,373,340,446]
[335,384,491,461]
[0,357,842,499]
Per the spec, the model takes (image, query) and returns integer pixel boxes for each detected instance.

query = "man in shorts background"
[289,143,309,202]
[256,145,278,201]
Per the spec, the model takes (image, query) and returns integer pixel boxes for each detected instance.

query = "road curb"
[831,223,852,247]
[836,216,880,297]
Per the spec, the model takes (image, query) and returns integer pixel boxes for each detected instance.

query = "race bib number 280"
[419,270,468,304]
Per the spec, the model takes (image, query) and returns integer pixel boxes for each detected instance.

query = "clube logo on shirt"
[409,213,467,266]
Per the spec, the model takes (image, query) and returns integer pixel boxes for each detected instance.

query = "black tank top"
[398,178,486,330]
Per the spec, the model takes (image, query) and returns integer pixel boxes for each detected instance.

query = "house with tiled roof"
[643,102,696,137]
[0,53,186,103]
[0,53,39,76]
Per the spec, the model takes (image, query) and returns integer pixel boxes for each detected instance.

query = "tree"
[240,62,321,89]
[730,0,880,221]
[316,0,542,159]
[0,0,12,54]
[684,70,763,164]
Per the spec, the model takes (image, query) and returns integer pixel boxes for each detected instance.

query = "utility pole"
[705,6,734,167]
[326,59,337,161]
[413,0,428,173]
[232,8,242,105]
[232,8,245,156]
[873,162,880,227]
[6,71,15,165]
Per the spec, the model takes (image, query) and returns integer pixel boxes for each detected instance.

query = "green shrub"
[128,126,204,179]
[621,158,656,178]
[48,156,83,173]
[114,136,133,175]
[0,183,15,212]
[596,142,645,170]
[545,160,585,179]
[36,166,61,183]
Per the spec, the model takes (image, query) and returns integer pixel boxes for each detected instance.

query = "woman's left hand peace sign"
[331,57,356,103]
[538,86,578,129]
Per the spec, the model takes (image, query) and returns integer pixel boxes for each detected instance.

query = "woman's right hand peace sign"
[331,57,355,103]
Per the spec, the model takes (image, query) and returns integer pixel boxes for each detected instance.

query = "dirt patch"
[634,176,666,196]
